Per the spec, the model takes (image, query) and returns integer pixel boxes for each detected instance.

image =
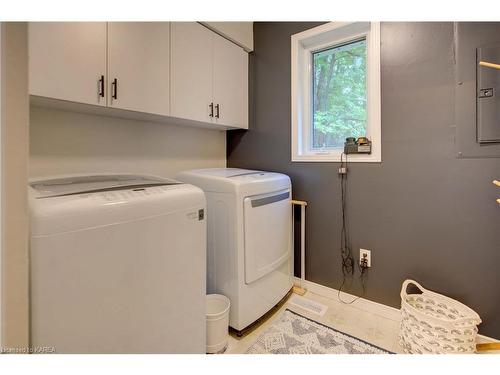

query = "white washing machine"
[176,168,293,332]
[29,174,206,353]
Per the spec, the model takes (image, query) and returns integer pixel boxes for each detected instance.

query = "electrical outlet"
[360,249,371,268]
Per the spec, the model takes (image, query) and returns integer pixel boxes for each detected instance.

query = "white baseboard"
[294,277,401,321]
[293,277,498,343]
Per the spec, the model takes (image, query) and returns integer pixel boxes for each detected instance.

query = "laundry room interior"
[1,1,500,371]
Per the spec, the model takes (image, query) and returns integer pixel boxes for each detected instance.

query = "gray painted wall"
[227,22,500,338]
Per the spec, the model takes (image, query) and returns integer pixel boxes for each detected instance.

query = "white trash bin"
[206,294,230,354]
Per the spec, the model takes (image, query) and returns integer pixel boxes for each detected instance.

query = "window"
[312,38,367,150]
[291,22,381,162]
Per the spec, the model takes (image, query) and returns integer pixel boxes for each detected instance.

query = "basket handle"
[401,279,482,326]
[400,279,426,299]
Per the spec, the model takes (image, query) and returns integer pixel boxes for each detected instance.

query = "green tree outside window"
[312,39,367,149]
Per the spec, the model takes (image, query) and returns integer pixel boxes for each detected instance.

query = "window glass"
[312,38,367,149]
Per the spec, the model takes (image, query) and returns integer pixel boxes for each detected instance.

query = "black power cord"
[337,152,369,304]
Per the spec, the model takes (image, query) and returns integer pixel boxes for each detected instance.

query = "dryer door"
[243,189,291,284]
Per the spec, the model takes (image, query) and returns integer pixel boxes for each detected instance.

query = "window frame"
[291,22,381,163]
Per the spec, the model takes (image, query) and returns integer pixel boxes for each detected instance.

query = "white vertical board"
[0,22,3,348]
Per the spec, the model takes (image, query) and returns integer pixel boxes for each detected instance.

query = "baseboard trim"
[293,277,498,343]
[294,277,401,321]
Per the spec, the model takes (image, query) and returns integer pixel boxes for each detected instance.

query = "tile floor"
[226,290,404,354]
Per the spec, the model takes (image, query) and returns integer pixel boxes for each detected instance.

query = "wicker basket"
[399,280,481,354]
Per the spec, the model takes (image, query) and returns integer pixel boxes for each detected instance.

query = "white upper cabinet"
[213,33,248,129]
[29,22,107,106]
[170,22,213,123]
[29,22,249,130]
[107,22,170,116]
[171,22,248,129]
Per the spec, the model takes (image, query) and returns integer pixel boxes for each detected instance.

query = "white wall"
[0,21,3,349]
[1,22,30,350]
[30,106,227,179]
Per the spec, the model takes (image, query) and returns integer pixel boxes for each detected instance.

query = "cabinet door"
[170,22,214,123]
[29,22,107,106]
[213,34,248,129]
[108,22,170,116]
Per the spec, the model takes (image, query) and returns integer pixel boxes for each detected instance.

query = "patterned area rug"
[246,309,391,354]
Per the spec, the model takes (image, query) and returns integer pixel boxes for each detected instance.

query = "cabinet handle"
[98,75,105,98]
[209,102,214,117]
[112,78,118,100]
[215,104,220,119]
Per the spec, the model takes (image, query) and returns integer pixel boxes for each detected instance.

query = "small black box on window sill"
[344,137,372,154]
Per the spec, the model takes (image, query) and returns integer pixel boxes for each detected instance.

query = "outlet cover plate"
[360,249,371,267]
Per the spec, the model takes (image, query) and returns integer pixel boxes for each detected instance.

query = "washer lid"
[30,174,179,198]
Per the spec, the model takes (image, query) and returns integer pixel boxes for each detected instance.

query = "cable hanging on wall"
[337,152,368,304]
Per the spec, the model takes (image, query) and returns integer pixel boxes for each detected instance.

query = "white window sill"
[292,152,381,163]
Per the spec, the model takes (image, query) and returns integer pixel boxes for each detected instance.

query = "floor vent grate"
[288,295,328,316]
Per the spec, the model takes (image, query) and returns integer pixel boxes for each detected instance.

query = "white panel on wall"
[1,22,30,350]
[29,107,226,179]
[0,21,3,348]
